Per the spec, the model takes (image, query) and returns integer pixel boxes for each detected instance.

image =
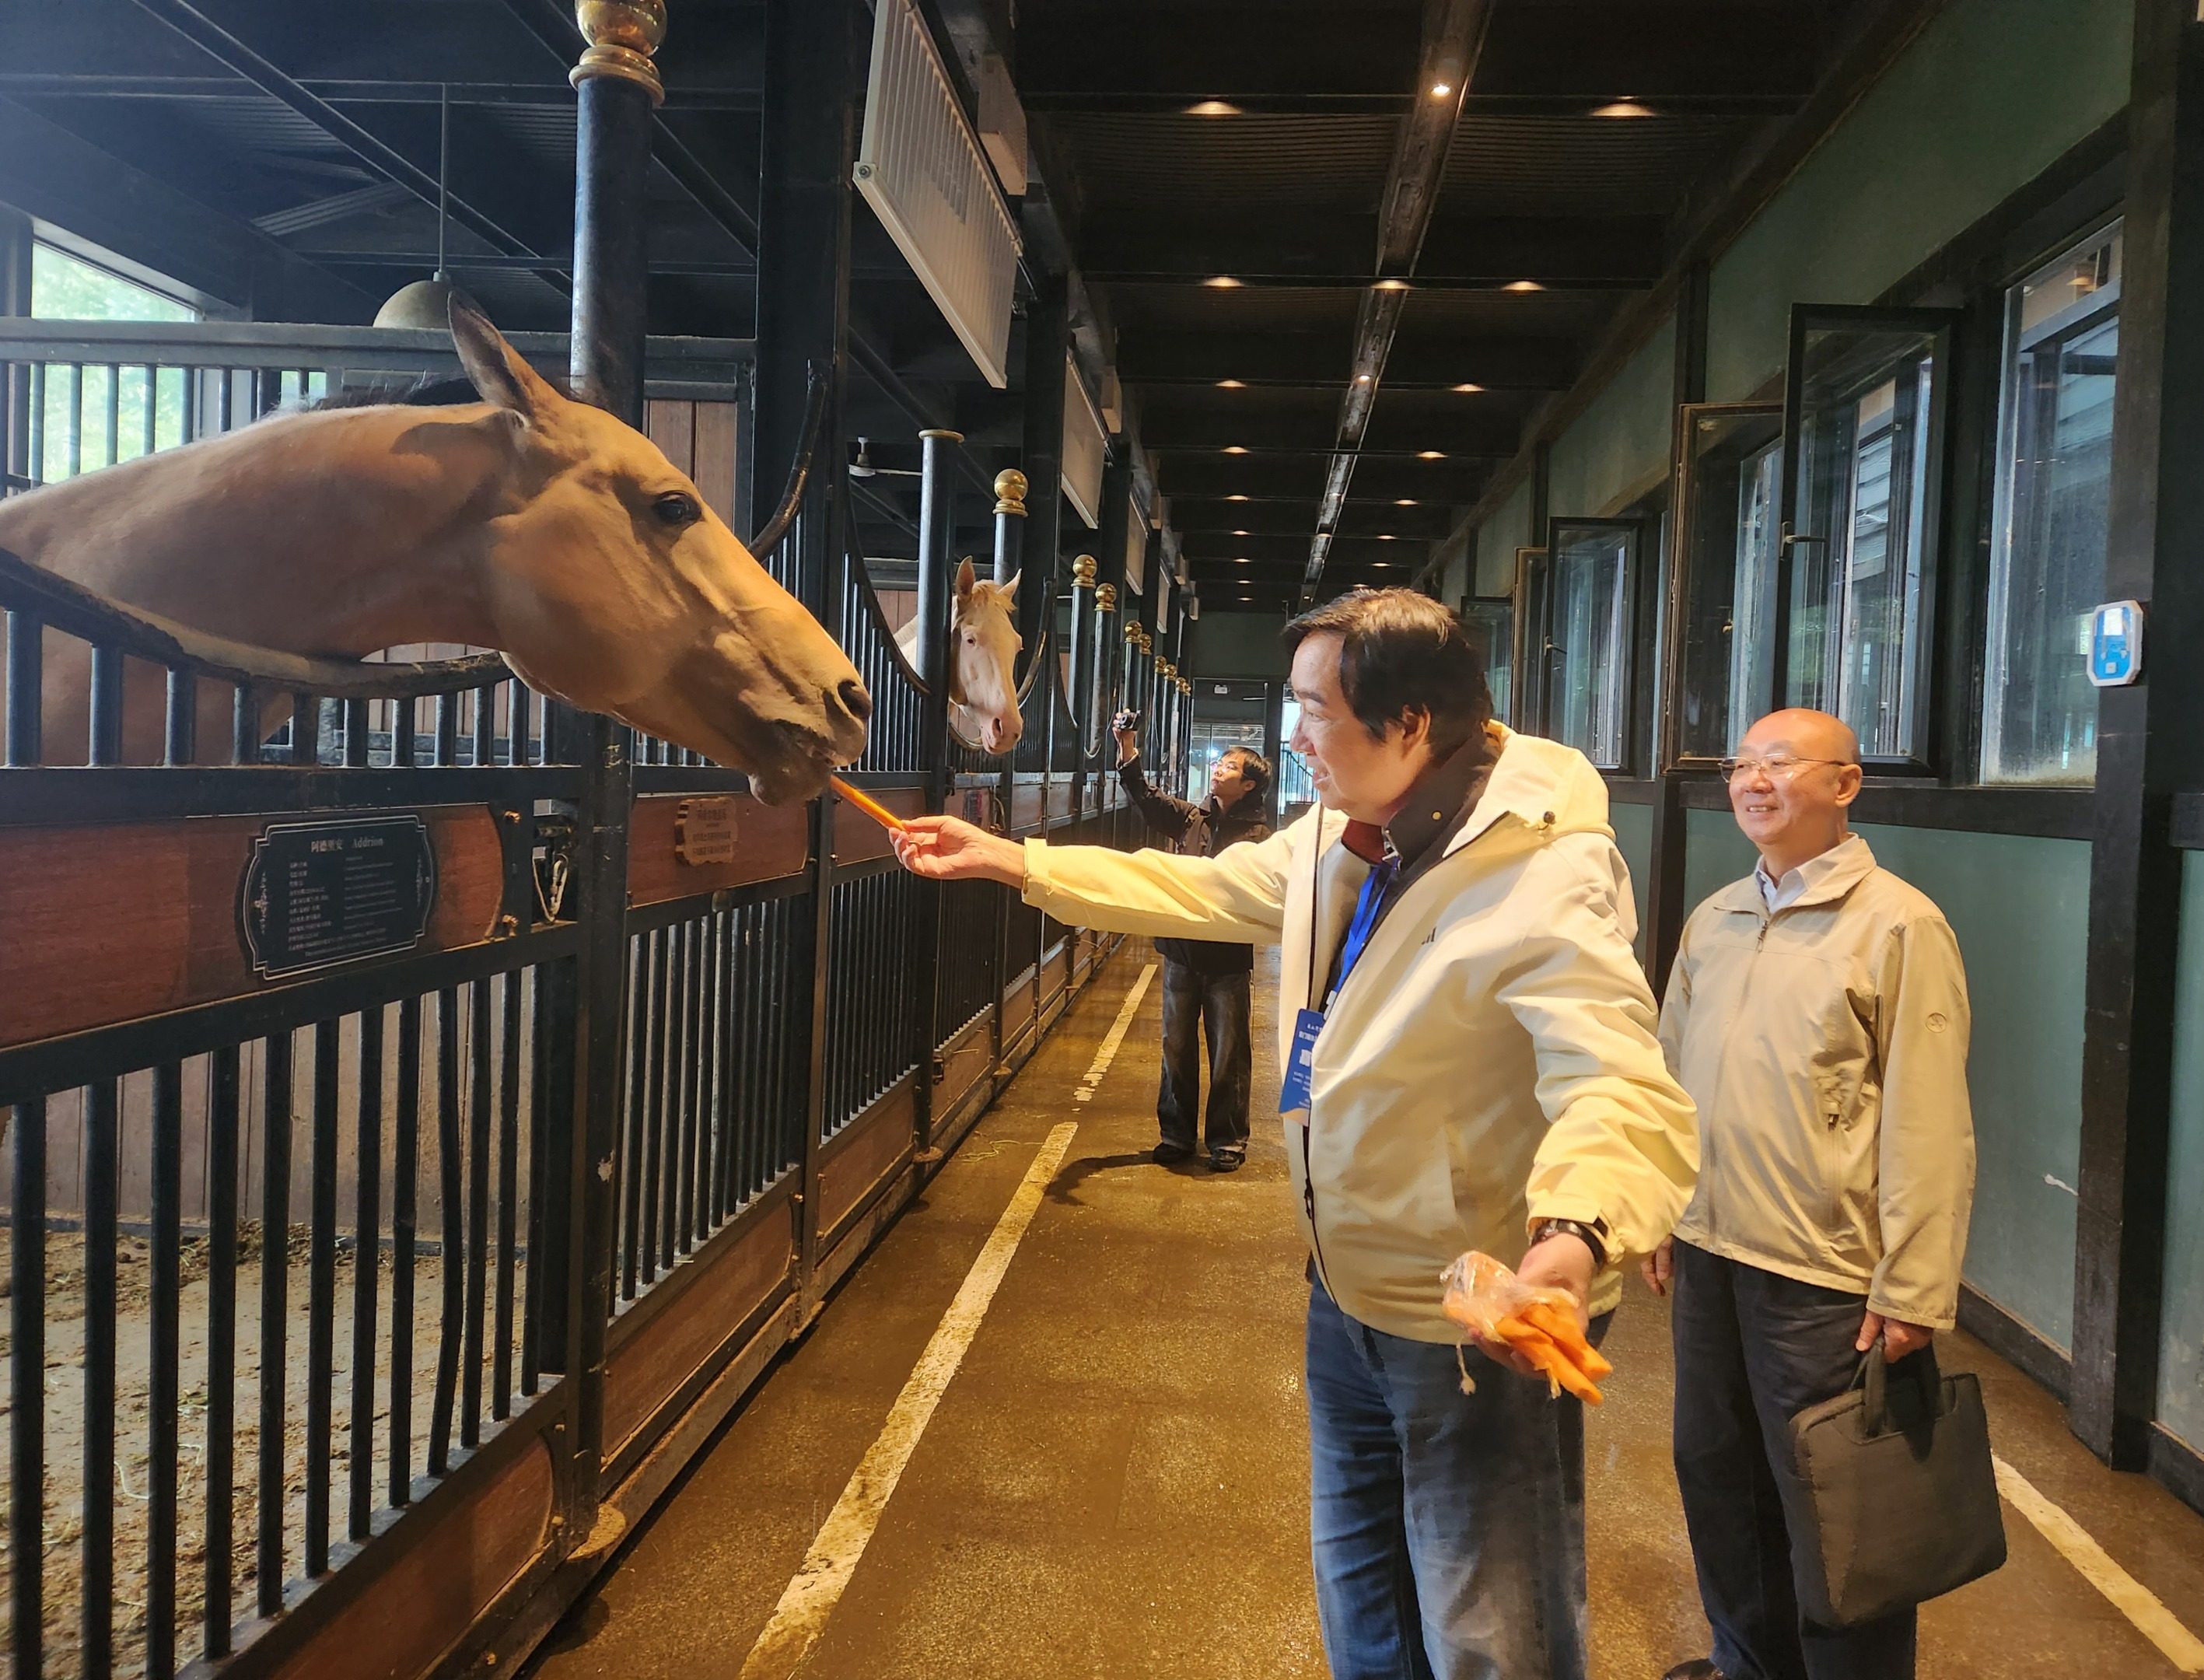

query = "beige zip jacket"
[1658,835,1975,1329]
[1022,725,1698,1340]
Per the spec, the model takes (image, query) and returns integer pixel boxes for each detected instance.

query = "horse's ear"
[955,557,976,599]
[1000,570,1021,603]
[449,296,561,424]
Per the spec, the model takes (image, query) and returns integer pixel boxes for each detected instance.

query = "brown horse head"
[446,301,869,800]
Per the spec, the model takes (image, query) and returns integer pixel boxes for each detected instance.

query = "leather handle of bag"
[1861,1344,1889,1435]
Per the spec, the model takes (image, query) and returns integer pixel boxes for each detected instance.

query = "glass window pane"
[1460,598,1513,727]
[1278,697,1317,811]
[1514,548,1548,731]
[1983,224,2121,786]
[1784,318,1948,760]
[1544,522,1635,769]
[1674,405,1782,758]
[30,243,196,323]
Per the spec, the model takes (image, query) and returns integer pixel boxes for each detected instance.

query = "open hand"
[1858,1309,1933,1361]
[890,814,1027,887]
[1641,1236,1674,1297]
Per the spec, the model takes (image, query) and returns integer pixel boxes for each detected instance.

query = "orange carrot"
[831,775,908,833]
[1524,1300,1613,1380]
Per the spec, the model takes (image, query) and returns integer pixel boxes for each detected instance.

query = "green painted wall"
[2160,857,2204,1450]
[1676,814,2087,1349]
[1610,798,1653,959]
[1708,0,2132,401]
[1479,475,1535,595]
[1548,314,1677,520]
[1849,824,2087,1352]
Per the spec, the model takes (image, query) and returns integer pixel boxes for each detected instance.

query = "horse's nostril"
[838,678,873,723]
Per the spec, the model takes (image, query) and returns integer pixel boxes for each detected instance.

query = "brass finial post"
[994,468,1030,518]
[572,2,669,105]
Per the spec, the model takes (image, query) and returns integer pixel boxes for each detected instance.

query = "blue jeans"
[1305,1280,1604,1680]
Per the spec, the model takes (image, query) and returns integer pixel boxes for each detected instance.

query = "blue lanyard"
[1325,856,1398,1009]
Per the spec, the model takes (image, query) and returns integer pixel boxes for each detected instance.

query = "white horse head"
[951,557,1023,754]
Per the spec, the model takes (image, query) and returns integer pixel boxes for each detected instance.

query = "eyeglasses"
[1716,754,1854,784]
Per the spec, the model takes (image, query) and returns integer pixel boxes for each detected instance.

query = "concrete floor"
[527,947,2204,1680]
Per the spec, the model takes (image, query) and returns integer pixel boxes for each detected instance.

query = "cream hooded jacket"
[1658,836,1975,1329]
[1021,726,1698,1341]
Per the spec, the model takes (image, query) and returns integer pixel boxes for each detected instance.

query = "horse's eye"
[653,491,701,527]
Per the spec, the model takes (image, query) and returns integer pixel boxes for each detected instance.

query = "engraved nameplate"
[675,796,740,866]
[239,815,438,979]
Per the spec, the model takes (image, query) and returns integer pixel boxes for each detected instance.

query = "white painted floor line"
[736,1118,1082,1680]
[1996,1455,2204,1672]
[1072,962,1157,1102]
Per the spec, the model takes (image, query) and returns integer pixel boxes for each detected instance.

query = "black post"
[560,0,661,1535]
[758,0,862,1319]
[1018,261,1069,667]
[910,429,960,1157]
[1645,256,1711,994]
[1068,553,1097,807]
[2071,0,2204,1466]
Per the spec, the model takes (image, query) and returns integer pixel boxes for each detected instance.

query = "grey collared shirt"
[1755,831,1870,912]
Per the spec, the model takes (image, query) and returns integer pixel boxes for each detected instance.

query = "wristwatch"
[1529,1216,1611,1270]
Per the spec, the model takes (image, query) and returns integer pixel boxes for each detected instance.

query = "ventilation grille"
[1061,355,1106,530]
[856,0,1023,388]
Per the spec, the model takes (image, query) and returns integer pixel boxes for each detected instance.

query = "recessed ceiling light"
[1216,378,1246,388]
[1503,279,1545,292]
[1205,275,1243,289]
[1377,534,1397,541]
[1355,373,1373,384]
[1373,278,1411,292]
[1394,498,1417,506]
[1429,82,1453,98]
[1592,98,1656,119]
[1232,528,1251,536]
[1454,383,1484,393]
[1187,100,1242,117]
[1234,557,1251,565]
[1226,493,1251,502]
[1418,450,1445,460]
[1223,445,1249,454]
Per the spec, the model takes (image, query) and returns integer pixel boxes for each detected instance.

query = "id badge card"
[1279,1007,1323,1123]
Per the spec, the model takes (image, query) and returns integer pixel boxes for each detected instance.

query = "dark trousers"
[1156,958,1252,1155]
[1670,1240,1917,1680]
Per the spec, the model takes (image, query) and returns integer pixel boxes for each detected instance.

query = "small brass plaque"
[675,796,739,866]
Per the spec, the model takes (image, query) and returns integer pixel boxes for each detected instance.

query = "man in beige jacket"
[891,589,1697,1680]
[1646,708,1975,1680]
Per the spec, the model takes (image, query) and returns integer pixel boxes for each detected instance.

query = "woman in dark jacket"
[1115,727,1273,1171]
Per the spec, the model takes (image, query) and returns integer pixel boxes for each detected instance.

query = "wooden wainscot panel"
[0,807,500,1051]
[818,1080,915,1237]
[1009,783,1044,831]
[605,1206,794,1459]
[1041,942,1069,1003]
[1001,968,1036,1041]
[832,786,925,865]
[267,1433,554,1680]
[627,792,808,907]
[1046,782,1074,821]
[935,1017,993,1124]
[952,786,1000,830]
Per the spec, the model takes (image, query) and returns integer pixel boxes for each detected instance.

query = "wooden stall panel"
[267,1433,554,1680]
[604,1206,795,1459]
[1009,782,1044,832]
[625,792,809,907]
[0,806,502,1051]
[832,786,924,865]
[818,1080,916,1237]
[1046,782,1073,822]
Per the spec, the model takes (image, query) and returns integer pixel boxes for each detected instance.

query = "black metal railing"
[0,331,1132,1680]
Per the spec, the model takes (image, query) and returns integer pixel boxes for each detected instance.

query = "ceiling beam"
[1160,452,1496,502]
[1303,0,1495,603]
[1027,91,1800,117]
[123,0,568,289]
[1115,328,1579,391]
[1080,210,1665,289]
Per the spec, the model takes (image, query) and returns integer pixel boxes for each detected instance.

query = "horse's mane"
[294,374,484,414]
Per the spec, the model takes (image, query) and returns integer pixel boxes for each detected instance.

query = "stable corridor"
[526,950,2204,1680]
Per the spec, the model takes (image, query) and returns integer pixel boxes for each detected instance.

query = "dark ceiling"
[1016,0,1867,613]
[0,0,1868,612]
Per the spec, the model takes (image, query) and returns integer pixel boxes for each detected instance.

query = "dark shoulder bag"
[1784,1342,2007,1627]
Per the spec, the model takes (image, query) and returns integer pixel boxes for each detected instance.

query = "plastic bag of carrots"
[1440,1251,1614,1405]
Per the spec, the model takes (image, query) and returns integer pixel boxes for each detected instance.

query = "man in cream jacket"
[1646,708,1975,1680]
[891,589,1696,1680]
